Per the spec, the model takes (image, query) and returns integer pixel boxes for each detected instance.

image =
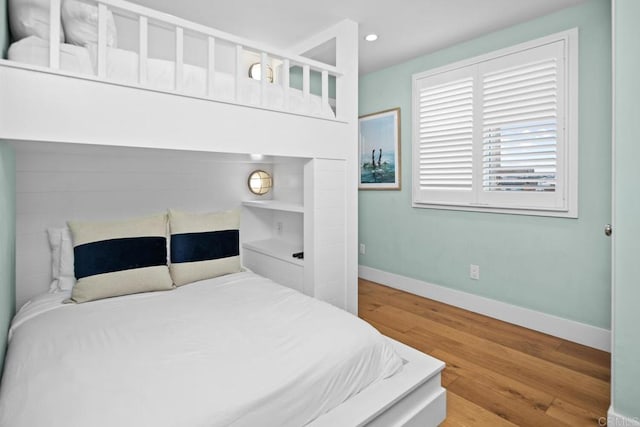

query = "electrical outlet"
[469,264,480,280]
[359,243,366,255]
[276,221,283,235]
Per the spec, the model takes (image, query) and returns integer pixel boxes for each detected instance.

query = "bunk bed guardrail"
[44,0,342,120]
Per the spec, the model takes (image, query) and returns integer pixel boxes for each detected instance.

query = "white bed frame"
[0,0,446,425]
[312,339,446,426]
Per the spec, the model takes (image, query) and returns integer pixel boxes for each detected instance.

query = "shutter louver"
[481,58,558,193]
[418,77,474,192]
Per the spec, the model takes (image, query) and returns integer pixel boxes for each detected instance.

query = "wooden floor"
[358,278,611,427]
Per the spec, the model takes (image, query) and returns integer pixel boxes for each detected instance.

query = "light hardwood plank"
[556,340,611,369]
[408,322,609,413]
[367,319,436,354]
[545,398,605,426]
[362,304,609,411]
[441,370,459,388]
[432,349,555,413]
[358,278,611,426]
[361,279,565,355]
[442,392,518,427]
[446,376,569,427]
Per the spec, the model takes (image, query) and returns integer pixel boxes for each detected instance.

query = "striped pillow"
[169,209,241,286]
[68,213,174,303]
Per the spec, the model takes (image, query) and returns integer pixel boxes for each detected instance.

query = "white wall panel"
[272,160,304,205]
[304,158,346,309]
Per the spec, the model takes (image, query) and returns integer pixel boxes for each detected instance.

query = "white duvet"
[0,272,402,427]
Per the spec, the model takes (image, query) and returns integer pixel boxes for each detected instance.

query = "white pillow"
[9,0,65,42]
[62,0,117,47]
[47,227,63,280]
[47,227,76,292]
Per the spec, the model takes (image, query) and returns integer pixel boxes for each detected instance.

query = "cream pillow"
[68,213,173,303]
[169,209,241,286]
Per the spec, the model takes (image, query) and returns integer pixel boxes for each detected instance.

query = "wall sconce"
[248,170,272,195]
[248,63,274,83]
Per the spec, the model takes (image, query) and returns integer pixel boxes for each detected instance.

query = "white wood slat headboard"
[13,141,275,307]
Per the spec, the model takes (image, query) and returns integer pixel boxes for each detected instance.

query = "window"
[412,29,578,217]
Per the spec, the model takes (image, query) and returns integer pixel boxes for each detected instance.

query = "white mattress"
[7,36,335,118]
[0,272,402,427]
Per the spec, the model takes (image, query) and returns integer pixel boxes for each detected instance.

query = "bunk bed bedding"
[7,36,334,118]
[0,271,403,427]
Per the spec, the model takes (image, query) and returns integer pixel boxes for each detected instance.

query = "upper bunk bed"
[0,0,358,159]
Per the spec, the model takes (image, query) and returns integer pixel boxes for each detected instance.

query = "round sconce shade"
[248,170,272,195]
[248,63,274,83]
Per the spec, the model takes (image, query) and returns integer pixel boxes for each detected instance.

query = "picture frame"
[359,108,401,190]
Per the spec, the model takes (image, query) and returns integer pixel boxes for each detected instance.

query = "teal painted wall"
[359,0,612,329]
[0,0,8,57]
[0,143,16,374]
[612,0,640,419]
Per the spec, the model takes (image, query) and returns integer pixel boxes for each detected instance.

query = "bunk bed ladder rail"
[48,0,61,69]
[46,0,343,120]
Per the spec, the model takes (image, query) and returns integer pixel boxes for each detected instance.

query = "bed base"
[310,338,446,426]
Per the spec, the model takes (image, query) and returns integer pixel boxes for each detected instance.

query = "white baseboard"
[359,265,611,352]
[607,407,640,426]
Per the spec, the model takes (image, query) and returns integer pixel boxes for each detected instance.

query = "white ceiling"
[126,0,586,74]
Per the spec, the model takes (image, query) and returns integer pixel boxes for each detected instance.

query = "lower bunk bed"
[0,270,445,426]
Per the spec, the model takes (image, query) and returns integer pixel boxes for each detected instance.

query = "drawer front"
[243,249,304,292]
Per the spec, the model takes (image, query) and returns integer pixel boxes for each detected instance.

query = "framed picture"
[359,108,401,190]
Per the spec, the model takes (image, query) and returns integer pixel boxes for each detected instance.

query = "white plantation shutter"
[412,31,576,216]
[414,66,475,204]
[478,41,566,209]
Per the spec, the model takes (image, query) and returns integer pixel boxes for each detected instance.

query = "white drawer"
[243,248,304,292]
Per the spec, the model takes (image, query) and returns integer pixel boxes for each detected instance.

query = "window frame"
[411,29,579,218]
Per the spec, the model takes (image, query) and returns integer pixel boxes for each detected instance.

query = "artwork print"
[359,108,401,190]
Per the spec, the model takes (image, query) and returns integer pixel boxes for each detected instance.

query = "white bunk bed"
[0,0,446,425]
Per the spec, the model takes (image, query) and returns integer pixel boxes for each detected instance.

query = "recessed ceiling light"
[364,34,378,42]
